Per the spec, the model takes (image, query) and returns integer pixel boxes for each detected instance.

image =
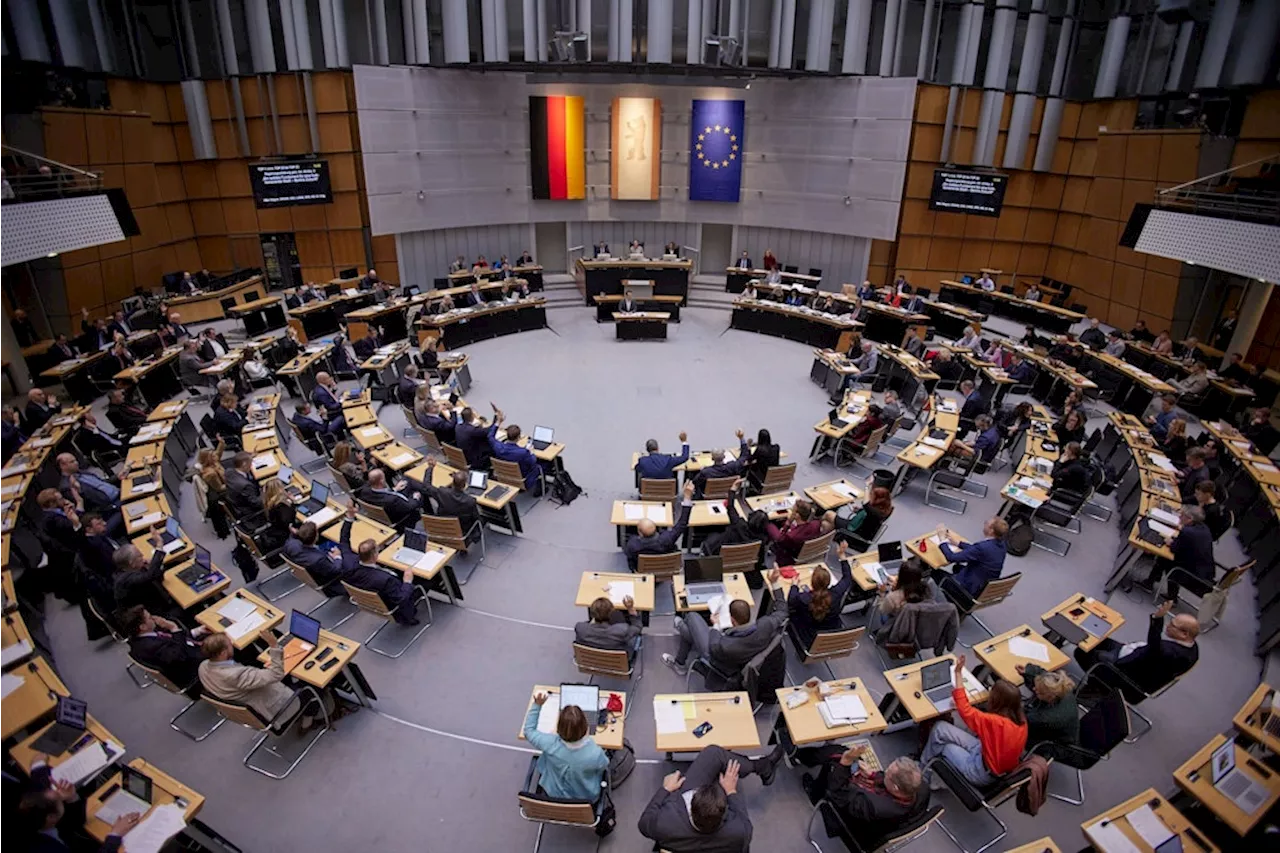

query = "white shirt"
[977,276,995,292]
[209,339,227,358]
[243,359,270,380]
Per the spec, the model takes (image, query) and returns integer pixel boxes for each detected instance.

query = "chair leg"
[305,595,358,629]
[363,595,432,658]
[973,803,1010,853]
[824,660,837,681]
[171,699,226,742]
[255,566,305,602]
[1124,702,1154,743]
[531,821,544,853]
[805,801,825,853]
[957,613,997,648]
[126,662,151,689]
[1048,766,1085,806]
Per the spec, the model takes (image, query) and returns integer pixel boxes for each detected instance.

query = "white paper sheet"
[823,694,868,722]
[217,597,257,622]
[605,581,634,605]
[390,453,416,467]
[646,506,667,523]
[1,639,33,667]
[226,612,267,640]
[1008,635,1052,663]
[536,695,561,733]
[307,507,338,528]
[1148,507,1180,527]
[359,427,383,438]
[653,700,687,735]
[623,503,644,521]
[832,482,858,498]
[1,672,25,698]
[1148,519,1178,538]
[135,512,164,528]
[414,550,445,573]
[51,742,109,785]
[161,538,187,554]
[1084,819,1142,853]
[0,484,20,496]
[121,803,188,853]
[1124,804,1175,849]
[252,453,275,468]
[1148,454,1176,472]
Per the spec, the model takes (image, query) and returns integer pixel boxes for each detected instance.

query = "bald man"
[624,481,695,572]
[334,502,421,624]
[356,468,422,530]
[23,388,60,432]
[1073,600,1199,701]
[56,452,123,535]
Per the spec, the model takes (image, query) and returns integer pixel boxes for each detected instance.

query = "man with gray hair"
[797,744,930,850]
[1142,504,1214,601]
[112,528,185,624]
[692,434,751,498]
[179,338,212,388]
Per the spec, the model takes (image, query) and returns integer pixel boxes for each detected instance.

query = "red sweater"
[952,687,1027,776]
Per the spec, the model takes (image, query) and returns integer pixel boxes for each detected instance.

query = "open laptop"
[30,696,89,754]
[1136,518,1169,548]
[96,766,153,825]
[176,545,217,588]
[877,541,903,572]
[531,425,555,451]
[828,408,849,429]
[683,556,726,605]
[123,502,149,520]
[1210,737,1269,814]
[297,480,330,516]
[559,683,601,734]
[396,529,430,564]
[277,465,304,499]
[280,610,322,673]
[465,470,489,496]
[129,473,158,494]
[920,660,955,707]
[158,517,186,553]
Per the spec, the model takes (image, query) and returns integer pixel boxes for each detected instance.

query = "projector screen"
[928,169,1008,217]
[249,160,332,208]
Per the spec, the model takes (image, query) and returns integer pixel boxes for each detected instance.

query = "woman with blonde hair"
[196,438,229,537]
[412,383,432,425]
[1018,664,1079,752]
[260,479,296,551]
[1163,417,1188,466]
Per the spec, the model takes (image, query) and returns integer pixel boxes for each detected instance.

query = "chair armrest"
[939,577,976,613]
[1028,739,1099,768]
[925,758,984,811]
[1083,661,1149,700]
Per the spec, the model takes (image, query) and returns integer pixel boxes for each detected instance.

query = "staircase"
[540,275,585,311]
[686,275,737,313]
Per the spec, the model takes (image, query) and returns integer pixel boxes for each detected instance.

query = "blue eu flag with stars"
[689,100,745,203]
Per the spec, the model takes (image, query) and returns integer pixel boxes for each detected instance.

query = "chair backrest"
[1078,688,1131,760]
[796,529,836,563]
[203,695,268,730]
[442,443,468,469]
[342,581,396,618]
[422,514,466,549]
[974,572,1021,609]
[234,525,264,560]
[327,465,353,494]
[355,498,394,526]
[761,463,796,493]
[572,643,632,679]
[742,631,786,702]
[488,458,524,489]
[1219,559,1253,591]
[401,405,419,428]
[127,655,188,695]
[860,425,888,457]
[517,793,597,827]
[637,551,683,580]
[702,475,736,500]
[419,427,443,455]
[284,556,323,592]
[640,478,677,502]
[801,626,865,663]
[719,540,761,572]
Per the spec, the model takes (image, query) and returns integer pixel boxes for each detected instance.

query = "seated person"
[106,389,149,434]
[1242,406,1280,455]
[663,594,787,689]
[1176,336,1203,363]
[1141,505,1214,600]
[1024,284,1042,302]
[1073,601,1199,701]
[1161,417,1189,466]
[625,482,694,571]
[292,402,340,448]
[488,409,546,493]
[833,487,893,549]
[1151,330,1174,354]
[573,596,642,662]
[1220,352,1254,386]
[1053,408,1086,446]
[1050,441,1090,495]
[951,414,1000,464]
[1103,332,1126,357]
[940,517,1008,599]
[796,748,929,852]
[955,324,982,352]
[772,559,852,650]
[522,692,608,801]
[334,503,422,625]
[1174,362,1210,396]
[1194,479,1229,540]
[420,400,458,444]
[1079,319,1106,350]
[1176,447,1210,502]
[397,364,423,407]
[16,773,140,852]
[352,330,380,361]
[57,452,121,522]
[846,404,885,450]
[998,401,1034,439]
[120,605,208,692]
[869,556,939,630]
[456,407,494,470]
[311,372,347,431]
[224,452,264,518]
[283,521,348,595]
[358,469,423,529]
[638,746,784,851]
[260,480,296,553]
[921,659,1027,786]
[331,441,369,490]
[766,500,822,566]
[692,438,751,497]
[1019,665,1079,755]
[1022,325,1048,349]
[1129,319,1155,343]
[636,431,690,479]
[112,534,183,624]
[24,388,61,432]
[199,631,332,729]
[1007,353,1035,384]
[418,457,481,539]
[931,350,964,382]
[958,380,986,424]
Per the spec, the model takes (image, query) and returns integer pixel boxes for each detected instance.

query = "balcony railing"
[1,145,103,203]
[1154,153,1280,224]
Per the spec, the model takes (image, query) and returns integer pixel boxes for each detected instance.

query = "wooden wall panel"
[197,237,232,271]
[1017,245,1048,275]
[86,114,124,165]
[329,153,359,191]
[102,257,136,304]
[371,234,399,264]
[181,164,220,199]
[329,231,367,268]
[42,111,89,165]
[986,242,1019,273]
[1141,272,1178,319]
[214,162,252,197]
[927,238,963,271]
[222,198,259,234]
[155,165,186,203]
[120,116,152,163]
[61,247,99,268]
[279,116,310,154]
[313,73,350,112]
[150,126,179,163]
[1112,263,1144,307]
[897,236,932,267]
[290,204,328,232]
[1094,135,1126,177]
[163,203,196,241]
[124,165,159,208]
[994,209,1028,242]
[958,240,992,272]
[64,265,104,313]
[257,206,293,232]
[172,240,203,271]
[229,236,263,270]
[190,200,228,236]
[963,215,998,240]
[1107,302,1137,330]
[317,115,353,152]
[326,193,363,228]
[909,125,944,162]
[295,232,333,268]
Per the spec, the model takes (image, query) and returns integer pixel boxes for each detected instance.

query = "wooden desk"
[688,500,737,528]
[2,611,36,670]
[10,714,122,778]
[775,678,887,745]
[241,429,279,454]
[1004,839,1061,853]
[352,422,396,450]
[1039,594,1125,653]
[370,440,424,472]
[403,459,518,512]
[904,529,959,571]
[1081,788,1216,853]
[610,500,674,527]
[520,685,625,752]
[258,627,361,691]
[195,589,284,650]
[2,657,69,739]
[1232,683,1280,754]
[121,494,173,536]
[343,404,378,429]
[1173,734,1280,835]
[84,759,205,843]
[673,572,753,614]
[574,572,656,611]
[883,655,988,724]
[124,441,163,471]
[163,559,231,610]
[974,624,1070,684]
[376,534,459,604]
[805,479,868,511]
[323,513,398,549]
[3,571,17,612]
[653,692,760,755]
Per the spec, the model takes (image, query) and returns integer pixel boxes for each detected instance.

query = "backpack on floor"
[231,540,260,582]
[607,737,636,788]
[1005,519,1034,557]
[549,468,583,505]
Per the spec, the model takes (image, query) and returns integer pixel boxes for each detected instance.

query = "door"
[535,222,568,273]
[700,223,733,273]
[260,233,301,291]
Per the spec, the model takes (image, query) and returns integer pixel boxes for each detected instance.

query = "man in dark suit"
[107,310,134,339]
[10,308,39,347]
[734,250,753,269]
[618,289,639,313]
[49,333,78,362]
[358,269,380,291]
[1143,505,1215,601]
[2,405,27,459]
[798,749,930,852]
[1007,353,1035,384]
[213,394,247,441]
[16,772,138,852]
[420,401,458,444]
[939,517,1008,598]
[23,388,61,432]
[1050,441,1090,496]
[931,350,964,382]
[639,745,784,852]
[574,596,643,662]
[636,432,689,480]
[283,521,349,595]
[112,532,182,622]
[167,311,191,341]
[353,329,381,360]
[517,250,534,265]
[105,389,148,435]
[120,604,207,691]
[397,365,423,407]
[178,271,199,294]
[291,402,340,448]
[418,458,480,538]
[455,407,494,470]
[664,590,787,691]
[78,512,122,581]
[1074,600,1199,701]
[199,328,230,361]
[1220,352,1254,386]
[593,241,609,258]
[958,380,986,424]
[692,438,751,497]
[57,452,122,522]
[225,452,264,518]
[311,372,347,432]
[358,469,422,529]
[335,504,420,624]
[80,310,112,350]
[74,413,126,459]
[1176,447,1210,503]
[625,482,694,571]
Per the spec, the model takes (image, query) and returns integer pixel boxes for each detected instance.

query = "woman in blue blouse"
[523,693,609,801]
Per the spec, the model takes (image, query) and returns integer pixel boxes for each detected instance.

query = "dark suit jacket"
[199,334,231,361]
[421,483,479,533]
[113,550,169,614]
[636,444,690,480]
[1051,458,1090,495]
[821,761,931,851]
[129,630,204,689]
[12,316,39,347]
[1170,521,1214,581]
[50,341,78,361]
[959,392,986,423]
[359,485,420,528]
[24,400,61,432]
[108,320,134,338]
[2,422,25,460]
[625,503,692,571]
[703,594,787,690]
[291,413,329,444]
[638,786,752,853]
[456,420,493,469]
[80,533,120,580]
[574,611,641,653]
[107,401,149,432]
[397,376,419,407]
[423,411,458,444]
[353,335,379,360]
[336,520,411,606]
[1114,614,1199,697]
[283,536,348,594]
[225,469,263,518]
[213,406,246,439]
[22,785,123,852]
[312,384,342,417]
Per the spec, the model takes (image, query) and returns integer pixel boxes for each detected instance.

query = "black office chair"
[1000,285,1015,294]
[928,759,1032,853]
[433,277,449,289]
[917,287,932,300]
[244,290,260,302]
[784,264,799,273]
[1030,687,1130,806]
[808,267,822,278]
[805,797,944,852]
[1070,303,1088,313]
[219,297,238,318]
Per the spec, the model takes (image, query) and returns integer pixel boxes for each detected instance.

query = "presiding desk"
[415,297,547,348]
[724,266,820,293]
[594,293,682,322]
[731,298,862,351]
[164,274,266,323]
[614,312,670,340]
[226,295,286,336]
[575,256,692,305]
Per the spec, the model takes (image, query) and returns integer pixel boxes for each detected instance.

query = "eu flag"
[689,100,745,202]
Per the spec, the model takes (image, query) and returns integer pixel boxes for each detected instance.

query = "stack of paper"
[1148,519,1178,538]
[653,700,687,735]
[1124,804,1176,849]
[251,453,275,469]
[623,503,644,521]
[1008,635,1051,663]
[605,581,634,606]
[122,803,188,853]
[1085,819,1142,853]
[1147,507,1180,527]
[922,437,947,448]
[307,507,339,527]
[390,452,416,467]
[536,695,561,733]
[0,640,31,667]
[51,741,111,785]
[2,673,26,698]
[823,693,868,722]
[226,612,267,641]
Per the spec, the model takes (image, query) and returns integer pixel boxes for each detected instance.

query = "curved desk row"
[415,299,548,348]
[575,258,692,305]
[729,299,861,351]
[937,280,1084,334]
[724,267,820,293]
[164,275,267,323]
[448,265,544,290]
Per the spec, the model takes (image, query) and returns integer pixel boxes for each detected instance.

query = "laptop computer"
[396,529,430,565]
[1136,518,1168,547]
[280,610,322,672]
[1209,737,1269,814]
[159,517,185,553]
[531,425,555,451]
[129,473,157,493]
[96,766,153,825]
[176,545,217,588]
[1043,613,1090,646]
[559,683,601,734]
[683,556,726,605]
[877,541,903,572]
[465,470,489,496]
[30,696,89,754]
[277,465,304,499]
[297,480,330,516]
[920,660,955,707]
[828,408,849,429]
[124,502,148,520]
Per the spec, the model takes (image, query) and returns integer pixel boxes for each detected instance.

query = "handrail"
[1,144,99,179]
[1157,152,1279,195]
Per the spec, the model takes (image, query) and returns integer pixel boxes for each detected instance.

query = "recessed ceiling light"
[46,252,58,258]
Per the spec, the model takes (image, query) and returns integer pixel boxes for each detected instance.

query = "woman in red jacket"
[920,654,1027,786]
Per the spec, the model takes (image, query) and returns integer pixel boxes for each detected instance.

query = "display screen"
[249,160,332,208]
[928,168,1008,217]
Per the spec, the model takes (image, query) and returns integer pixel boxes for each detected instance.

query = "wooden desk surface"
[124,441,163,471]
[403,460,517,510]
[259,627,360,689]
[520,685,625,752]
[1040,594,1125,653]
[1081,788,1216,853]
[40,351,108,379]
[2,657,69,739]
[3,571,16,612]
[775,678,887,745]
[673,573,753,613]
[147,401,188,423]
[573,572,656,610]
[904,529,959,570]
[122,494,172,536]
[323,513,398,549]
[1233,683,1280,754]
[113,347,180,382]
[370,440,425,472]
[3,610,35,669]
[344,404,378,428]
[241,429,279,454]
[352,422,396,450]
[227,295,283,313]
[688,500,737,527]
[277,345,333,375]
[162,558,231,610]
[248,448,291,482]
[613,311,671,322]
[610,500,674,526]
[10,714,122,776]
[1003,838,1061,853]
[376,535,457,581]
[975,624,1071,684]
[884,655,988,723]
[1173,734,1280,835]
[653,692,760,752]
[195,588,285,650]
[85,758,205,842]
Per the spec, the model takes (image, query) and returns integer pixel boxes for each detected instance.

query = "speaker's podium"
[613,312,671,340]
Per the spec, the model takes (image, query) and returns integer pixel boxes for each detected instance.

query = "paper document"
[922,437,947,448]
[390,453,416,467]
[1008,635,1051,663]
[605,581,635,606]
[226,612,267,641]
[832,482,858,499]
[135,512,164,529]
[1148,454,1176,472]
[0,484,20,496]
[307,507,338,528]
[824,694,868,722]
[1148,508,1180,527]
[218,597,257,622]
[122,803,188,853]
[1124,804,1175,849]
[251,453,275,469]
[161,538,187,554]
[623,503,644,521]
[536,695,561,733]
[1,673,25,698]
[360,427,383,438]
[132,481,160,494]
[1148,519,1178,538]
[1085,819,1142,853]
[1,639,33,667]
[51,741,110,785]
[414,550,445,573]
[646,506,667,523]
[653,700,688,735]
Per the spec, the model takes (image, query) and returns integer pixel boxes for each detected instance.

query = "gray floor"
[34,304,1272,852]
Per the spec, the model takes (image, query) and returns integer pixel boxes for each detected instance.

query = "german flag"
[529,95,585,200]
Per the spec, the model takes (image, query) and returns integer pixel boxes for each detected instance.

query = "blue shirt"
[522,705,608,801]
[941,537,1007,597]
[1151,409,1176,439]
[78,471,120,505]
[489,425,540,489]
[635,443,690,480]
[973,427,1002,463]
[1009,361,1035,384]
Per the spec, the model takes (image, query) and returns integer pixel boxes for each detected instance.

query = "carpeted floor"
[31,304,1271,852]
